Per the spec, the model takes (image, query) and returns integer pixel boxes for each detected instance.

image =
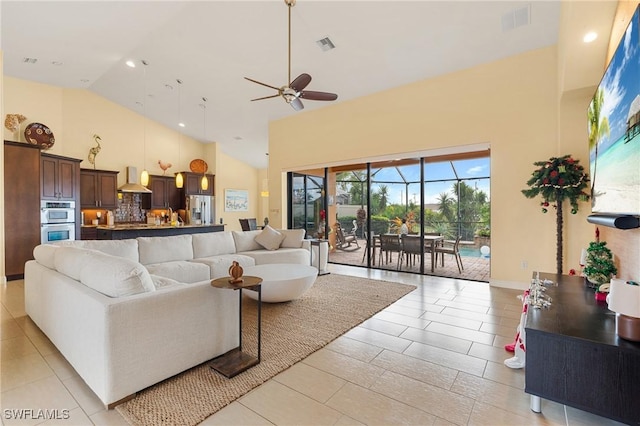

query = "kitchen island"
[93,223,225,240]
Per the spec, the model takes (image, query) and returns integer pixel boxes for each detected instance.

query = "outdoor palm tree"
[588,88,610,193]
[377,185,389,214]
[437,192,455,222]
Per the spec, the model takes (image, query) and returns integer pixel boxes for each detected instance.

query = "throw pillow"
[280,228,306,248]
[254,225,286,250]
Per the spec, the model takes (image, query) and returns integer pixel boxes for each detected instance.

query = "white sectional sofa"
[24,227,318,408]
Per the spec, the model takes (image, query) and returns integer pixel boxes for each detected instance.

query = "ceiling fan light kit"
[245,0,337,111]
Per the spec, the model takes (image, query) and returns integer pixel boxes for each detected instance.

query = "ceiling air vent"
[316,37,336,52]
[22,57,38,64]
[501,4,530,32]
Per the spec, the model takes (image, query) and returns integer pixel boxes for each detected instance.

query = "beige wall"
[269,46,596,287]
[0,76,261,254]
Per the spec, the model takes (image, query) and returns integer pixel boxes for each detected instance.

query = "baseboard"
[489,278,529,290]
[1,276,6,285]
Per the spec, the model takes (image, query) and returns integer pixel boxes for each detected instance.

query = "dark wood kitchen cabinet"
[41,153,81,201]
[183,172,214,196]
[80,169,119,209]
[4,141,41,279]
[148,175,181,210]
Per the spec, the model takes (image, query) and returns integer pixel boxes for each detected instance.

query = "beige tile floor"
[1,265,624,426]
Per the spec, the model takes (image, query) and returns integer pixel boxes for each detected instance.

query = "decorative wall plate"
[24,122,55,149]
[190,159,208,173]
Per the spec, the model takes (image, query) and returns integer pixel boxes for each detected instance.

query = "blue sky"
[591,7,639,157]
[370,157,491,205]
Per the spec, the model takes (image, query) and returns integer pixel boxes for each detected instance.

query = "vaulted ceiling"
[1,1,617,168]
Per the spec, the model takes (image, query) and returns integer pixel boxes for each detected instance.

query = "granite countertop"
[95,223,223,230]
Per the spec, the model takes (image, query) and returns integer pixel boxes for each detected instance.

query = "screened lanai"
[287,151,491,281]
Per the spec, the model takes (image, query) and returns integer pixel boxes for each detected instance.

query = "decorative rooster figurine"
[158,160,172,174]
[87,134,102,169]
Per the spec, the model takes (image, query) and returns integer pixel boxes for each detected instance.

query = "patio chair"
[379,234,402,270]
[361,231,381,265]
[399,234,423,269]
[334,222,360,251]
[435,235,464,273]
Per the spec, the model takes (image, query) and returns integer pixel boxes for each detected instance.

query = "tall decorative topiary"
[522,155,590,275]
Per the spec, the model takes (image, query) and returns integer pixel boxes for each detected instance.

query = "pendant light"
[175,79,184,189]
[261,152,269,197]
[140,60,150,186]
[200,97,209,191]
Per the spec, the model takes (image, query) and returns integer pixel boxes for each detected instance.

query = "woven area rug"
[116,274,415,425]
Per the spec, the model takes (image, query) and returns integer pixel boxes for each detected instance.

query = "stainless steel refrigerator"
[185,195,215,225]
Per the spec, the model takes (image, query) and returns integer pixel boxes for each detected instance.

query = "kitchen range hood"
[118,166,152,193]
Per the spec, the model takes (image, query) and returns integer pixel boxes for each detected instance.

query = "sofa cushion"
[232,230,262,252]
[137,235,194,265]
[192,231,237,258]
[279,229,306,248]
[145,261,210,284]
[75,239,139,262]
[191,254,256,280]
[254,225,285,250]
[78,250,155,298]
[54,246,102,281]
[150,274,183,290]
[239,248,310,266]
[33,244,59,269]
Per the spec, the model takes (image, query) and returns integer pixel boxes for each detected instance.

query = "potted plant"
[583,240,617,288]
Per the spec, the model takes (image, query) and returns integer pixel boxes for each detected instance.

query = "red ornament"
[569,269,576,276]
[550,170,558,178]
[543,201,549,207]
[558,178,565,185]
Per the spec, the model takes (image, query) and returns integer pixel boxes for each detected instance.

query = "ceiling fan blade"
[290,97,304,111]
[299,90,338,101]
[244,77,281,92]
[250,94,281,102]
[290,73,312,92]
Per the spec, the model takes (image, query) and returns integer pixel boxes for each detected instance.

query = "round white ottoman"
[243,264,318,303]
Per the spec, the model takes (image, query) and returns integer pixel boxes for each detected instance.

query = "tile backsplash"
[115,193,146,223]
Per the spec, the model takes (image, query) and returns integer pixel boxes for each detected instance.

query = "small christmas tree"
[583,240,617,288]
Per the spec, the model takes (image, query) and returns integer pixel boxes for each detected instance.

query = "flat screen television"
[588,4,640,217]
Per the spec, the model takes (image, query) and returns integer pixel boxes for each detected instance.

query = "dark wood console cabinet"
[525,273,640,425]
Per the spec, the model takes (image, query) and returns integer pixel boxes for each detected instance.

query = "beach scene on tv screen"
[589,6,640,215]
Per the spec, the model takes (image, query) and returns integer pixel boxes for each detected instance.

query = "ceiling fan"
[245,0,338,111]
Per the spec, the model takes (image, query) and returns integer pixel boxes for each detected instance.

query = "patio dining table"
[370,234,444,272]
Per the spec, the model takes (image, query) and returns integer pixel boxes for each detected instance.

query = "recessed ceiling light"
[234,136,243,141]
[80,79,90,83]
[165,84,174,90]
[178,122,185,128]
[126,60,136,68]
[22,57,37,64]
[51,61,63,66]
[583,31,598,43]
